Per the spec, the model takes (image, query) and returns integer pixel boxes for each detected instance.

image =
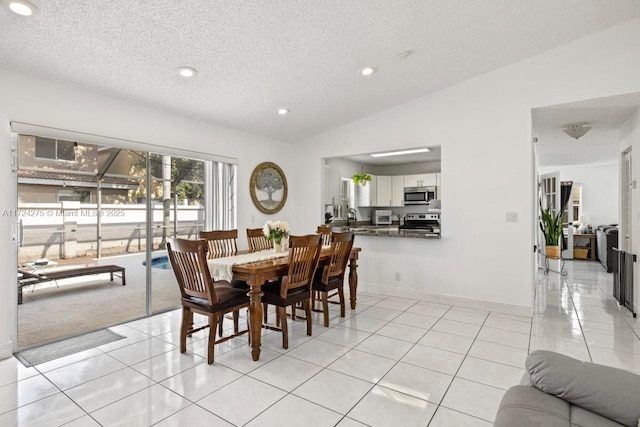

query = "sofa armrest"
[527,350,640,427]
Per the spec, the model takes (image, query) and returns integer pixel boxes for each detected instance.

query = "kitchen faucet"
[346,208,357,226]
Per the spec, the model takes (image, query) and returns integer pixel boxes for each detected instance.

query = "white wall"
[293,18,640,313]
[619,107,640,313]
[0,67,295,357]
[540,163,619,227]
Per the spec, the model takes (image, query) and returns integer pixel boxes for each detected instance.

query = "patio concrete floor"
[18,252,180,348]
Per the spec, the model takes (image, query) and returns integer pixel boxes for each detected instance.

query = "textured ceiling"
[1,1,639,142]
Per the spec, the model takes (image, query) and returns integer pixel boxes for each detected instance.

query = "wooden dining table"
[230,247,361,361]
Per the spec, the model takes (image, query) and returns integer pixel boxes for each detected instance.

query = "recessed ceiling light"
[2,0,39,16]
[359,66,377,76]
[176,66,197,78]
[277,108,290,115]
[370,148,430,157]
[396,50,414,60]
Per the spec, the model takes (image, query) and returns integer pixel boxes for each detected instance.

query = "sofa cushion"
[527,350,640,427]
[494,385,570,427]
[571,406,624,427]
[495,385,626,427]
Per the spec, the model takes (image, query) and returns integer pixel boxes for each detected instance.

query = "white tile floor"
[3,260,640,426]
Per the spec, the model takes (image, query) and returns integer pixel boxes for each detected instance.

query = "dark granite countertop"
[329,224,440,239]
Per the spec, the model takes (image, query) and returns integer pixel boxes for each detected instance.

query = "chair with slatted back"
[312,232,355,327]
[316,225,332,246]
[199,230,238,259]
[261,234,322,349]
[247,228,273,252]
[166,238,249,364]
[199,229,247,336]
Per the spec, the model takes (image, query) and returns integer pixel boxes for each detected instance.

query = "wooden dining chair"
[199,229,247,335]
[261,234,322,349]
[199,230,238,259]
[312,232,355,327]
[166,238,249,364]
[247,228,273,252]
[317,225,332,246]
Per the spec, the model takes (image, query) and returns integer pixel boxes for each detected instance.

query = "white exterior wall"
[293,18,640,314]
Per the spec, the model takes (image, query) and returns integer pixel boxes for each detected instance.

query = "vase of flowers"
[263,220,289,253]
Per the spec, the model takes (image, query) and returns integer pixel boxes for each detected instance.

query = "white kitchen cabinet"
[369,175,377,206]
[373,175,403,207]
[392,175,404,206]
[357,177,377,207]
[405,173,437,187]
[404,174,424,187]
[376,175,392,207]
[424,173,437,187]
[324,166,341,205]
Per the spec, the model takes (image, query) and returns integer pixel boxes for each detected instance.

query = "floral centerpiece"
[263,220,289,252]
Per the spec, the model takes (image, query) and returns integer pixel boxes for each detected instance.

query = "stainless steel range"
[400,213,441,235]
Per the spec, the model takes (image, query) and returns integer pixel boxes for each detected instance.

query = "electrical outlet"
[506,212,518,223]
[395,272,401,281]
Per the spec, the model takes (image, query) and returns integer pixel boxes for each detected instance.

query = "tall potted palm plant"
[539,203,563,258]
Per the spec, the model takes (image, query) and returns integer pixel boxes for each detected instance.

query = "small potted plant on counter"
[352,173,372,186]
[539,203,563,258]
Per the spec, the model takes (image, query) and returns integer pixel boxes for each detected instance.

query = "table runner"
[207,250,289,281]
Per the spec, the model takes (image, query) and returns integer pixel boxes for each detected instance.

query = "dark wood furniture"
[261,234,322,349]
[312,232,354,327]
[199,230,238,258]
[247,228,273,252]
[231,245,360,360]
[199,229,246,335]
[17,264,125,304]
[316,225,332,246]
[573,233,597,261]
[166,238,249,364]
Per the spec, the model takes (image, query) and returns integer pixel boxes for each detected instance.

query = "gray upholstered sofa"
[494,350,640,427]
[597,225,619,272]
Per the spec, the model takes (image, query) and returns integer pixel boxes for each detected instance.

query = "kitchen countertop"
[334,225,440,239]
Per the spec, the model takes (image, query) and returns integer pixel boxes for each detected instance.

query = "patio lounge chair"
[17,264,126,304]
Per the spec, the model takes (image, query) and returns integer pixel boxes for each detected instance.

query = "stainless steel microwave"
[404,186,436,205]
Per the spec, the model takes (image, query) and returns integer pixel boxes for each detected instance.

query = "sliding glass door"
[15,132,236,349]
[148,154,206,314]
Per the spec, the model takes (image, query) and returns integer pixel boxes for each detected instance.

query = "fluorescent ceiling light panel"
[370,148,430,157]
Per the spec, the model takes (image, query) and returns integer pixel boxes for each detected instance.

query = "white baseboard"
[359,283,532,317]
[0,339,13,360]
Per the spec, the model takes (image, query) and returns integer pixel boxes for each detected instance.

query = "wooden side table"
[573,233,596,260]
